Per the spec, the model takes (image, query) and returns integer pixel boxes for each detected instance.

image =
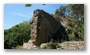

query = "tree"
[4,20,31,49]
[69,4,84,21]
[53,4,84,41]
[54,4,84,22]
[54,6,66,17]
[25,4,45,7]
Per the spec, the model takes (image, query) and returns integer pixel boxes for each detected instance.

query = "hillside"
[4,4,84,49]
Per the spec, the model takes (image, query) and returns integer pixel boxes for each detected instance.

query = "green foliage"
[70,4,84,17]
[15,45,23,49]
[25,4,32,7]
[53,4,84,42]
[25,4,45,7]
[55,4,84,22]
[55,6,66,17]
[54,14,84,41]
[4,21,31,49]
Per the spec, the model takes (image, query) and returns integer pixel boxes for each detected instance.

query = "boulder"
[30,9,61,46]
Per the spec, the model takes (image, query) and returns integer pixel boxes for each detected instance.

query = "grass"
[15,45,23,49]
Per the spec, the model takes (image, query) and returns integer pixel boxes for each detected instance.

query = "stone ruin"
[23,9,68,49]
[30,9,61,45]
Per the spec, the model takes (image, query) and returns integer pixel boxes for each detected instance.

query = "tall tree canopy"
[4,21,31,49]
[54,4,84,22]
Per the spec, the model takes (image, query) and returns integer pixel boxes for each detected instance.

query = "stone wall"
[40,41,84,49]
[30,9,61,46]
[58,41,84,49]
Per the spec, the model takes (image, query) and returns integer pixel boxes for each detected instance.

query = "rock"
[40,43,57,49]
[40,41,84,49]
[30,9,61,46]
[40,43,48,49]
[23,43,28,49]
[23,40,37,49]
[57,41,84,49]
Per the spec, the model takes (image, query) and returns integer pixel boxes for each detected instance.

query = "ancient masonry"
[40,41,84,49]
[58,41,84,49]
[23,9,61,49]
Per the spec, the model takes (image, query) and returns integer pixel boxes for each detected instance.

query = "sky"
[4,4,68,29]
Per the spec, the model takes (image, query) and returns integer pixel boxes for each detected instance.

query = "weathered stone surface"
[57,41,84,49]
[23,40,37,49]
[30,9,61,46]
[23,43,28,49]
[40,41,84,49]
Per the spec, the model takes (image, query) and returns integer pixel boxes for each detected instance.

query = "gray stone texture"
[30,9,61,46]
